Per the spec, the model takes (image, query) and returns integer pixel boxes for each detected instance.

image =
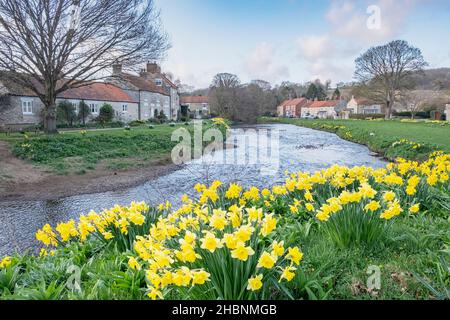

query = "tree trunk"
[385,100,392,120]
[45,102,58,134]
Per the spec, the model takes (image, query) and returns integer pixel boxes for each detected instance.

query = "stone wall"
[139,91,171,121]
[0,95,44,125]
[0,95,140,126]
[59,99,139,123]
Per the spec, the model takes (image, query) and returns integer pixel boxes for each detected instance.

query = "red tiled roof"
[58,83,137,103]
[118,73,170,96]
[0,73,136,103]
[162,74,178,89]
[279,98,309,108]
[355,98,370,105]
[304,100,341,108]
[181,96,209,104]
[285,98,309,107]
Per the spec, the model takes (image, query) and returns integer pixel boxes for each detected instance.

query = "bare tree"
[0,0,169,133]
[354,40,428,119]
[209,73,240,119]
[399,90,439,119]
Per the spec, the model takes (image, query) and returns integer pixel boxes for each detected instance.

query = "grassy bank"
[260,118,450,161]
[2,121,227,175]
[1,153,449,300]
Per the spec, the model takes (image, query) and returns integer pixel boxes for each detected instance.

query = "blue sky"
[154,0,450,89]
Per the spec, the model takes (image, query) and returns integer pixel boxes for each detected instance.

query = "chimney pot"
[112,64,122,75]
[147,62,161,74]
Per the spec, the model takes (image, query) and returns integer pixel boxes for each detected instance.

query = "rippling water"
[0,124,387,255]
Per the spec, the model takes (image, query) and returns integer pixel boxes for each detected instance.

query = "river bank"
[0,124,387,256]
[260,117,450,161]
[0,144,179,201]
[0,121,229,202]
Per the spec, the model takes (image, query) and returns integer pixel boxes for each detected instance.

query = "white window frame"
[70,100,79,114]
[122,104,128,112]
[155,78,163,86]
[21,98,34,115]
[89,103,99,114]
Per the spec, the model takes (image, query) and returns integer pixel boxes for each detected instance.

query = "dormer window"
[155,78,163,86]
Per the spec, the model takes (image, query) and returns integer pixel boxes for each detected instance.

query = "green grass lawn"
[2,123,220,175]
[261,118,450,160]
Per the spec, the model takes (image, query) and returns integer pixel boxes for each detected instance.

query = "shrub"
[394,111,431,119]
[349,113,385,120]
[57,100,77,126]
[96,104,114,125]
[129,120,146,127]
[157,110,167,123]
[77,100,91,125]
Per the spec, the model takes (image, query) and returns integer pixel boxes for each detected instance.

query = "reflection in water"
[0,124,387,255]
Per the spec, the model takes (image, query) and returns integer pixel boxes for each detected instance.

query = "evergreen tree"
[332,88,341,100]
[316,85,327,101]
[77,100,91,126]
[305,83,318,100]
[97,104,114,125]
[57,100,77,126]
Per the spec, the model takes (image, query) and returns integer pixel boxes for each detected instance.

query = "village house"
[0,78,138,128]
[107,63,180,121]
[301,100,347,119]
[445,103,450,121]
[278,98,309,118]
[277,100,289,117]
[346,96,384,114]
[180,96,210,119]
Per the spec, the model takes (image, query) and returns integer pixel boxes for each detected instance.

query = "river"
[0,124,387,255]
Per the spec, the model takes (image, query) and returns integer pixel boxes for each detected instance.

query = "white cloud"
[296,35,334,61]
[244,42,290,82]
[326,0,417,44]
[292,0,419,84]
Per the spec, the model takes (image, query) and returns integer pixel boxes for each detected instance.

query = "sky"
[154,0,450,89]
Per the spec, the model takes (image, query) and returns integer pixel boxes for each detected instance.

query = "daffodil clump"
[36,201,155,251]
[391,139,426,151]
[267,152,450,247]
[16,152,448,300]
[130,185,303,300]
[0,256,12,269]
[211,117,230,129]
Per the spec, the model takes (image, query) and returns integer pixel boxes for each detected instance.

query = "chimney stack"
[112,64,122,75]
[146,62,161,74]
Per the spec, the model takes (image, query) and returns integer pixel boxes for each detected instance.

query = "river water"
[0,124,387,255]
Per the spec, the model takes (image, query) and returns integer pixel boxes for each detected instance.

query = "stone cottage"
[277,98,309,118]
[347,96,384,114]
[180,96,210,119]
[107,63,180,121]
[0,77,138,127]
[301,100,347,119]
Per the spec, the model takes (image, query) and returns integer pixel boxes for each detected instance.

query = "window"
[21,99,33,115]
[155,79,163,86]
[202,103,208,110]
[71,101,78,114]
[122,104,128,112]
[89,103,99,114]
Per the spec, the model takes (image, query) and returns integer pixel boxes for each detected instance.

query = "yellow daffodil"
[247,274,263,291]
[286,247,303,266]
[409,204,420,214]
[231,242,255,261]
[200,232,223,253]
[257,252,276,269]
[280,265,297,282]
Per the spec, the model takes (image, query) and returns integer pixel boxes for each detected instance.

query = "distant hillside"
[411,68,450,90]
